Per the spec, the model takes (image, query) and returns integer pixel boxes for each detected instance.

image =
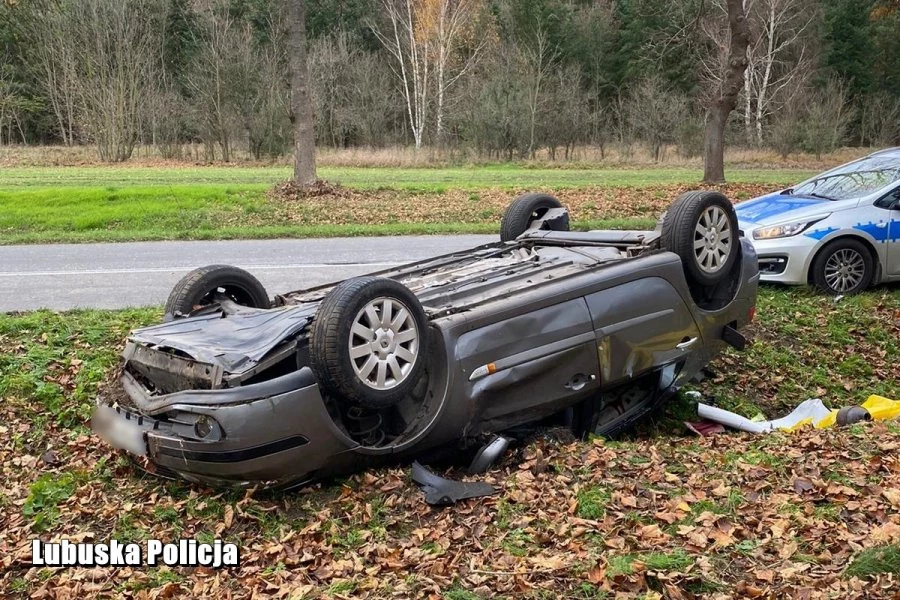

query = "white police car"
[735,148,900,294]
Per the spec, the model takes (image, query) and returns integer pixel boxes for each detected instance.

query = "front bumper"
[741,231,816,285]
[92,368,359,488]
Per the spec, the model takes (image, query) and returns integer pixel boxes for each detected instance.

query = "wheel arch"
[805,232,881,285]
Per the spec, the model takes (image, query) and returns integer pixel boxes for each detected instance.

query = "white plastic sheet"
[697,398,833,433]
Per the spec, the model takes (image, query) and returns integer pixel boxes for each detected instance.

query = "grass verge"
[0,177,786,244]
[0,165,813,191]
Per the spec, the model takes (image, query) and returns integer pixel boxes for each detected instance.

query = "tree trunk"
[288,0,317,187]
[702,0,751,184]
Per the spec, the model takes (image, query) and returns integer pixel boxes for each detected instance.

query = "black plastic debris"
[467,435,510,474]
[411,461,498,506]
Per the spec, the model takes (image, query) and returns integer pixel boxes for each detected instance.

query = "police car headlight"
[752,214,830,240]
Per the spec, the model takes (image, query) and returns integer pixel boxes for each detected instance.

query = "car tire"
[164,265,270,318]
[811,238,874,295]
[500,193,569,241]
[309,276,429,409]
[661,191,740,288]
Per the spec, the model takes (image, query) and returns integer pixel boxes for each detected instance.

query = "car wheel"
[309,276,429,409]
[165,265,270,318]
[811,239,874,295]
[500,193,569,241]
[661,191,740,288]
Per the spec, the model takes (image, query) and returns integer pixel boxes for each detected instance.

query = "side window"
[875,187,900,210]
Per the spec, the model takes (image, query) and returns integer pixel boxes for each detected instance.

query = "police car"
[736,148,900,294]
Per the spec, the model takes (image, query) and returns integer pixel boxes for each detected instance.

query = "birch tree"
[372,0,484,148]
[372,0,430,148]
[741,0,816,145]
[425,0,486,142]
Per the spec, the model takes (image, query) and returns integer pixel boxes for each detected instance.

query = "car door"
[456,298,601,430]
[874,186,900,278]
[584,276,702,385]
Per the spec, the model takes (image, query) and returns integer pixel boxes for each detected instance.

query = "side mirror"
[875,189,900,210]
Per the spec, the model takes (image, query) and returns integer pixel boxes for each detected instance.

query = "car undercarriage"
[94,191,759,488]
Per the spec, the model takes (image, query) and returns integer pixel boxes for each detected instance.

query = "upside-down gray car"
[93,190,759,488]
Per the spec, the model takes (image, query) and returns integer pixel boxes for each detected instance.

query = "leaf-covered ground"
[0,289,898,599]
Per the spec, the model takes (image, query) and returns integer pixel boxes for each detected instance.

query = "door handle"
[676,336,698,350]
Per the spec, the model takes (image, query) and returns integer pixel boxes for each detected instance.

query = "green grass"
[0,164,806,244]
[694,286,900,417]
[845,544,900,578]
[607,549,694,576]
[0,308,159,439]
[576,486,612,520]
[0,165,812,192]
[23,472,77,532]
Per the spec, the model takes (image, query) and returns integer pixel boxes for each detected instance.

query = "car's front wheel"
[309,276,429,409]
[811,238,874,295]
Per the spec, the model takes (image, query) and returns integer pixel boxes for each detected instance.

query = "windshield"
[792,155,900,200]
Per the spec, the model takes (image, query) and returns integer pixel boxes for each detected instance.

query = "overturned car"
[94,191,758,488]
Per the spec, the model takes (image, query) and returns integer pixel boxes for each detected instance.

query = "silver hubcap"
[824,249,865,292]
[349,297,419,391]
[693,206,732,274]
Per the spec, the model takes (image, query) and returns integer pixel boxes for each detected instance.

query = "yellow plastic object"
[860,395,900,421]
[810,395,899,429]
[814,410,838,429]
[784,417,816,432]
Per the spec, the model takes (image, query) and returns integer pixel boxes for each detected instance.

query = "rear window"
[793,154,900,200]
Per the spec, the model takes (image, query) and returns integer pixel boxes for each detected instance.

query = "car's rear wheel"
[500,193,569,241]
[164,265,270,319]
[811,238,874,295]
[660,191,740,288]
[309,276,429,409]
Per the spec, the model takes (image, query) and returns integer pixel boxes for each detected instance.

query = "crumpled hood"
[734,192,833,227]
[128,304,315,373]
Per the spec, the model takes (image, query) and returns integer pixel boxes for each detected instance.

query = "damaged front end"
[93,302,361,488]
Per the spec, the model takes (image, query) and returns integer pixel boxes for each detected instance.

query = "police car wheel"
[811,238,874,295]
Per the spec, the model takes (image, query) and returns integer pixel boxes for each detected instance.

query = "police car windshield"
[793,155,900,201]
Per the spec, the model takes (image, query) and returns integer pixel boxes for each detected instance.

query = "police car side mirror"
[876,189,900,210]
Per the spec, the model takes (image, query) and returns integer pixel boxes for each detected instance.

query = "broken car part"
[467,435,511,474]
[411,461,498,506]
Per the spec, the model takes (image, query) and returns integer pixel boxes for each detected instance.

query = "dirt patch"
[263,182,777,227]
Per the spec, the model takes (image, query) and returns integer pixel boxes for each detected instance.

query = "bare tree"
[801,78,853,158]
[520,24,557,159]
[741,0,816,145]
[701,0,750,183]
[0,64,27,145]
[68,0,162,161]
[186,1,248,162]
[372,0,430,148]
[428,0,487,143]
[246,7,291,159]
[26,0,80,146]
[288,0,317,185]
[859,91,900,147]
[627,75,691,162]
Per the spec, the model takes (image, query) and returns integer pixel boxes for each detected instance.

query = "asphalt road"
[0,235,495,312]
